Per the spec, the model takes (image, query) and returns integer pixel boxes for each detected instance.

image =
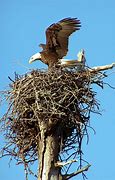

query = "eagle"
[29,17,81,69]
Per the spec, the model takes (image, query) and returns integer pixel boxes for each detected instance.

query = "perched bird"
[29,17,81,69]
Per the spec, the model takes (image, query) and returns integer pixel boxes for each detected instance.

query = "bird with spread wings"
[29,17,83,69]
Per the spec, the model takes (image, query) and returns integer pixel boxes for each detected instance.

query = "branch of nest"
[88,62,115,72]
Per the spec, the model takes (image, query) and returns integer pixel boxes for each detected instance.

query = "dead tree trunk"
[38,121,61,180]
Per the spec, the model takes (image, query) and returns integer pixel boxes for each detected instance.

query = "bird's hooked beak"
[29,52,42,64]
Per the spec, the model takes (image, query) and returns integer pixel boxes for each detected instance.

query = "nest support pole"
[38,121,61,180]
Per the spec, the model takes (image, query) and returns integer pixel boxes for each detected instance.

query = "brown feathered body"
[39,18,81,68]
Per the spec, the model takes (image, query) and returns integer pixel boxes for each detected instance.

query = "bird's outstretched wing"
[45,17,81,58]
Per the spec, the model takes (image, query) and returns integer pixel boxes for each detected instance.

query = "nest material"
[0,67,103,176]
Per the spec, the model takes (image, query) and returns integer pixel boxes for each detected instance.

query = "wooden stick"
[55,159,77,167]
[88,62,115,72]
[63,164,91,180]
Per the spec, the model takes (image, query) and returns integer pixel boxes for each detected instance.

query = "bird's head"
[29,52,42,64]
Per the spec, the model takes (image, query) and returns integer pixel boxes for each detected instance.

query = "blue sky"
[0,0,115,179]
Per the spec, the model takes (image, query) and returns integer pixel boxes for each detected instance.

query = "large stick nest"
[0,67,105,176]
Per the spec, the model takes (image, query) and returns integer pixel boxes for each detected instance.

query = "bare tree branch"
[55,159,77,167]
[89,62,115,72]
[63,164,91,180]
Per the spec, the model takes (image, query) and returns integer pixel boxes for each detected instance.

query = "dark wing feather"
[45,17,81,58]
